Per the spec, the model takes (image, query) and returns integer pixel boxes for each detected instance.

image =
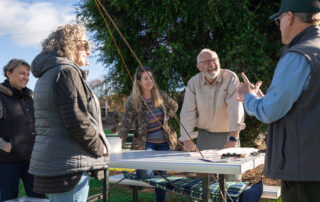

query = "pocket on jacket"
[280,128,286,169]
[281,124,299,175]
[8,137,15,154]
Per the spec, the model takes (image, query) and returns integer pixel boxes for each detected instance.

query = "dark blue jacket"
[0,80,35,163]
[264,25,320,181]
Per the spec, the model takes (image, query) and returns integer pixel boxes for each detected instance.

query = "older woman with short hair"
[29,24,110,201]
[0,59,45,200]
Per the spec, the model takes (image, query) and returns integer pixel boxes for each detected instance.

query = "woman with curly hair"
[29,24,110,201]
[118,66,178,202]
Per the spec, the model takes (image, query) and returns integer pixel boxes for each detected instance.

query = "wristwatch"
[228,136,238,142]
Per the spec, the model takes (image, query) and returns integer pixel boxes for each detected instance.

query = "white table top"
[109,150,265,175]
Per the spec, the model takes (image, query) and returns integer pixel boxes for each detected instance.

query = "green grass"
[18,177,281,201]
[18,181,26,197]
[104,129,112,134]
[89,177,193,202]
[260,199,282,202]
[18,177,191,201]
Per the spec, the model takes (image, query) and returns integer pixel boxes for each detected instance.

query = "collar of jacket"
[70,64,89,81]
[82,69,89,80]
[280,25,320,56]
[0,80,32,98]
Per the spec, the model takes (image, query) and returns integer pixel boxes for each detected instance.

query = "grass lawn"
[17,169,281,201]
[104,129,111,134]
[18,178,281,202]
[89,177,192,202]
[17,172,191,201]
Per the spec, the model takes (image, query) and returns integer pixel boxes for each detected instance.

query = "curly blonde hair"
[42,24,87,63]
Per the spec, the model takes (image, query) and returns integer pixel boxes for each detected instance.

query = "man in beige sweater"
[180,48,245,152]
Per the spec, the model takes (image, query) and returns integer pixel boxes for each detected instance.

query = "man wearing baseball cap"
[237,0,320,201]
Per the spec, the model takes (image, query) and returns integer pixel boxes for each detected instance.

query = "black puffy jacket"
[0,80,35,163]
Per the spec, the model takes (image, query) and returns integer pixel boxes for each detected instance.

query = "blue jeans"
[49,172,90,202]
[0,162,45,201]
[136,142,169,202]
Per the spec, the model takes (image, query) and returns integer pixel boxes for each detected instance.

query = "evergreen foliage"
[77,0,282,146]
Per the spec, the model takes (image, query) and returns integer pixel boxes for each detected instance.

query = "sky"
[0,0,108,90]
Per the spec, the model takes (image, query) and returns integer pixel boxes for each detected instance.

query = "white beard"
[203,70,219,80]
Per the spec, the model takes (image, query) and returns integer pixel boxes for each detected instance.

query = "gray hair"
[196,49,218,64]
[295,12,320,24]
[294,1,320,23]
[3,59,30,78]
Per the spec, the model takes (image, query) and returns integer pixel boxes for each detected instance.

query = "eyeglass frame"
[76,40,90,51]
[198,58,219,67]
[274,13,288,26]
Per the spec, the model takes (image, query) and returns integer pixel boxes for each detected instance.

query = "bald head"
[196,49,221,83]
[197,49,219,64]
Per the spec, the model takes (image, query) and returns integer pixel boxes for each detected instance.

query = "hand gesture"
[236,73,264,102]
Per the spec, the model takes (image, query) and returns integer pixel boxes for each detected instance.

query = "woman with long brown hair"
[118,66,178,202]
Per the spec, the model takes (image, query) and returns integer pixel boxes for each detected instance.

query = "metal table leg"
[132,186,138,202]
[202,174,211,202]
[218,174,226,202]
[103,168,109,202]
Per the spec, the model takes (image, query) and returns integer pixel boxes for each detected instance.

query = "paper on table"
[189,149,221,159]
[218,147,259,158]
[188,147,259,158]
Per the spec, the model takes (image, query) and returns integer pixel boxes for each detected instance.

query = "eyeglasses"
[274,13,288,26]
[199,58,219,66]
[76,40,90,51]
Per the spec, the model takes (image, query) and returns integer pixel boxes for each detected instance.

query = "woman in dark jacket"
[118,66,178,202]
[0,59,45,201]
[29,24,110,201]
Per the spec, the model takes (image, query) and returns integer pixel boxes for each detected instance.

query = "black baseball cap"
[269,0,320,19]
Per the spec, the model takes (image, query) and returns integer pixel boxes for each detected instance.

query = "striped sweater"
[145,98,165,143]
